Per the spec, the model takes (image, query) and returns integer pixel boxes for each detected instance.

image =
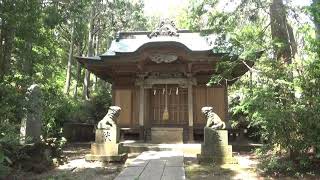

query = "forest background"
[0,0,319,176]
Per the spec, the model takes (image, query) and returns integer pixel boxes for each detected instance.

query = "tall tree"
[0,1,16,80]
[81,0,148,99]
[82,0,96,100]
[312,0,320,39]
[270,0,296,64]
[63,21,75,94]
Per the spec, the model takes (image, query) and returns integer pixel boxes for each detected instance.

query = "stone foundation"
[85,114,127,163]
[85,140,127,162]
[151,127,183,144]
[85,153,127,162]
[90,143,122,155]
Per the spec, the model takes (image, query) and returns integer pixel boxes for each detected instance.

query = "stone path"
[115,151,185,180]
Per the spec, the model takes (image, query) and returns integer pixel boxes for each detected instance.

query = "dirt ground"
[8,144,265,180]
[35,144,265,180]
[7,143,130,180]
[184,152,265,180]
[8,143,318,180]
[184,152,320,180]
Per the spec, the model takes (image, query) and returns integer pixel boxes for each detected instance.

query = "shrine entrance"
[150,84,188,127]
[77,19,251,142]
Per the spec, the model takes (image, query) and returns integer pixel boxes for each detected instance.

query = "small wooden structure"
[77,20,251,142]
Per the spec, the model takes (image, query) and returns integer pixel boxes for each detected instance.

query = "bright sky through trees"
[144,0,313,17]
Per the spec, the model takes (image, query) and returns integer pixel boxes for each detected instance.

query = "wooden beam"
[188,82,194,142]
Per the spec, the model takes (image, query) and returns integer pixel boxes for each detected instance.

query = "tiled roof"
[102,32,218,56]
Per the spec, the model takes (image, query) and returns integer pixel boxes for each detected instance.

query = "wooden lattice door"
[150,85,188,126]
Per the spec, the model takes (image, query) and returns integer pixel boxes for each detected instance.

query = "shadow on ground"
[184,152,261,180]
[6,143,138,180]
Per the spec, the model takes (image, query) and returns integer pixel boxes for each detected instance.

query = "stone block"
[86,142,127,162]
[204,128,228,146]
[90,143,121,156]
[20,84,43,144]
[85,153,127,162]
[139,160,165,180]
[162,166,186,180]
[151,127,183,144]
[201,144,233,156]
[95,128,119,143]
[198,128,237,164]
[116,166,144,178]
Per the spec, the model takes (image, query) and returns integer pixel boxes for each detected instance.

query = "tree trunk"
[73,45,83,98]
[22,41,33,76]
[312,0,320,39]
[83,70,90,100]
[83,2,96,100]
[64,22,75,94]
[0,26,3,80]
[270,0,295,64]
[0,30,6,80]
[92,32,100,91]
[73,61,81,98]
[0,23,14,80]
[0,1,15,80]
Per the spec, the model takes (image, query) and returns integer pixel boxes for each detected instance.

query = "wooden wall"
[114,88,139,128]
[113,85,227,129]
[193,86,226,127]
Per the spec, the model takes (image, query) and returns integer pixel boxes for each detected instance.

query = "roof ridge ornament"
[149,53,178,63]
[148,19,179,38]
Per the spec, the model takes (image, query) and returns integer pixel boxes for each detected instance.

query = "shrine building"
[77,21,251,143]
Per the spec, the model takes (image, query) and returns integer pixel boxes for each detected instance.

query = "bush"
[64,85,112,124]
[0,77,112,175]
[256,147,315,177]
[0,149,11,178]
[0,82,24,126]
[90,86,112,121]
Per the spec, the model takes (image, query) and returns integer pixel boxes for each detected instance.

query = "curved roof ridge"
[102,33,217,56]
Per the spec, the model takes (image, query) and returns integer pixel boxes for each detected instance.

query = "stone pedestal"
[151,127,183,144]
[20,84,43,144]
[197,127,236,164]
[85,128,127,162]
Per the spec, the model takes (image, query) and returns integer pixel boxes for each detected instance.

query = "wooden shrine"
[77,20,251,142]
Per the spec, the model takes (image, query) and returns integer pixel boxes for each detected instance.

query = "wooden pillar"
[224,83,229,122]
[139,84,145,141]
[188,83,194,142]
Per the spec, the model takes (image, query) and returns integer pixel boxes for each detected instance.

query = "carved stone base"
[85,143,127,162]
[90,143,122,155]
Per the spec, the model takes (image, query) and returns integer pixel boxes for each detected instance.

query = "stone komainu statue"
[201,106,226,130]
[97,106,121,129]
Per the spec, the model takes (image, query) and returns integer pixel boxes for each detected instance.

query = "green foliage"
[0,149,11,178]
[0,82,24,125]
[0,121,16,177]
[64,86,112,124]
[256,148,315,176]
[0,0,143,176]
[183,0,320,174]
[90,86,113,121]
